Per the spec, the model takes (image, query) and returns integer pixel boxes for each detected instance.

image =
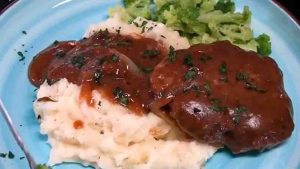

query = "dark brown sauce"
[29,30,167,115]
[150,41,294,153]
[28,31,294,153]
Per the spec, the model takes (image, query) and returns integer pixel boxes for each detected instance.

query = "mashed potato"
[34,15,217,169]
[84,14,190,50]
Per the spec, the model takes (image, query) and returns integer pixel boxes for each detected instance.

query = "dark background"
[0,0,300,20]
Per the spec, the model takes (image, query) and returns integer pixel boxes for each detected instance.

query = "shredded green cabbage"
[111,0,272,55]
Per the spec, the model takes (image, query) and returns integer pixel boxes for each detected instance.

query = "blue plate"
[0,0,300,169]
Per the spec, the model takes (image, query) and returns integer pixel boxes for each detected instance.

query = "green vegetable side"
[36,164,52,169]
[110,0,271,56]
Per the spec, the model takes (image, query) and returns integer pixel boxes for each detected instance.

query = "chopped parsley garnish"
[141,20,148,27]
[17,51,25,61]
[141,26,146,33]
[147,27,154,31]
[116,27,121,34]
[219,62,227,74]
[184,67,197,81]
[55,50,65,59]
[113,87,129,106]
[22,30,27,35]
[71,55,85,68]
[200,54,212,63]
[168,46,176,62]
[53,40,59,45]
[236,72,266,93]
[8,151,14,159]
[233,106,248,124]
[209,98,227,112]
[143,50,160,57]
[236,72,248,81]
[245,81,266,93]
[111,54,119,63]
[93,70,103,84]
[183,54,193,66]
[235,106,248,114]
[142,67,154,73]
[203,82,211,95]
[132,22,139,27]
[0,153,7,158]
[99,29,109,36]
[112,40,132,46]
[19,156,25,160]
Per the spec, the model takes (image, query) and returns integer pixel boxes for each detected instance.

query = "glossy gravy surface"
[29,30,167,114]
[28,32,294,153]
[150,41,294,153]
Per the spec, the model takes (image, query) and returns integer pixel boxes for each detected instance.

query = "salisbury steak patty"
[150,41,294,153]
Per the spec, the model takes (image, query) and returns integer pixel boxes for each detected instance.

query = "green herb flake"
[0,153,7,158]
[209,98,227,112]
[93,70,103,84]
[22,30,27,35]
[233,106,248,124]
[116,28,121,34]
[245,81,266,93]
[235,106,248,114]
[200,54,212,63]
[17,51,25,61]
[219,62,227,74]
[53,40,59,45]
[8,151,14,159]
[19,156,25,160]
[168,46,176,62]
[147,26,154,32]
[141,20,148,27]
[143,50,160,57]
[71,55,85,69]
[111,54,119,63]
[115,40,132,46]
[55,50,65,59]
[113,87,129,106]
[203,82,211,95]
[184,67,197,81]
[142,67,154,73]
[183,54,193,66]
[236,72,248,81]
[141,26,146,33]
[132,22,139,27]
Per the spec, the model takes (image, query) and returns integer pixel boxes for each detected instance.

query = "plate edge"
[272,0,300,28]
[0,0,18,16]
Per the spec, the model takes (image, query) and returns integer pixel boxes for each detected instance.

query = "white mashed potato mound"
[84,14,190,50]
[33,16,217,169]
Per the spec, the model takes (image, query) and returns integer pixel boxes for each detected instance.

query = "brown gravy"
[150,41,294,153]
[29,30,167,115]
[28,31,294,153]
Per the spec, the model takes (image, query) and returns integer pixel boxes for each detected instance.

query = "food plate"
[0,0,300,168]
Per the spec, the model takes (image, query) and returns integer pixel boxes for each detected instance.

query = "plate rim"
[0,0,299,169]
[1,0,300,28]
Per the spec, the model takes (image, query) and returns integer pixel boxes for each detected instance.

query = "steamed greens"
[110,0,271,55]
